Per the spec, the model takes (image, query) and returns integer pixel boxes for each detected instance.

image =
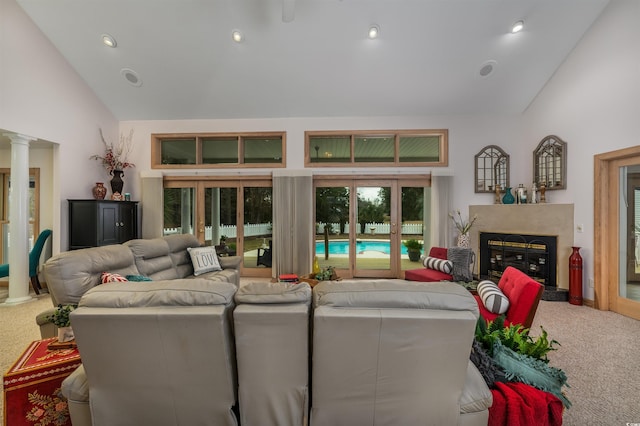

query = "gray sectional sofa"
[37,233,241,337]
[54,276,492,426]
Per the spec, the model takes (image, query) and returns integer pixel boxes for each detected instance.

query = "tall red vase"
[569,246,583,305]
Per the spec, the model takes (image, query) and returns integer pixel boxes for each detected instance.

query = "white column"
[3,133,34,305]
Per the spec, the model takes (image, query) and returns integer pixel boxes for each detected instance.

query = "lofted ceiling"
[15,0,610,122]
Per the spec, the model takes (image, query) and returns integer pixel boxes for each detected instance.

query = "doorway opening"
[314,176,430,279]
[594,146,640,320]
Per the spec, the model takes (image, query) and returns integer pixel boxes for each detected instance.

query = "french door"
[163,177,272,278]
[595,147,640,319]
[314,176,429,279]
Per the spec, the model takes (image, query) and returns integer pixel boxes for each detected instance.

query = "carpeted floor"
[529,301,640,425]
[1,287,639,425]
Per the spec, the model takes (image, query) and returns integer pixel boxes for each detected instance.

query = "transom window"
[152,132,286,168]
[305,130,448,167]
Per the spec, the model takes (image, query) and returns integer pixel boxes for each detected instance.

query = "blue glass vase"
[502,187,515,204]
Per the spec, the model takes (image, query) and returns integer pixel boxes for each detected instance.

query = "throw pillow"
[125,274,153,282]
[422,256,453,274]
[101,272,128,284]
[187,246,222,276]
[477,280,510,314]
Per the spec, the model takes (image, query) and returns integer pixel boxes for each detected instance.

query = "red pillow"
[101,272,128,284]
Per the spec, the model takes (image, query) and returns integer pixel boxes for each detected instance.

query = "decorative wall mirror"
[474,145,510,193]
[533,135,567,190]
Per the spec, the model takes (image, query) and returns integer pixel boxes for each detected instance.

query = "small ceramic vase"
[92,182,107,200]
[502,187,515,204]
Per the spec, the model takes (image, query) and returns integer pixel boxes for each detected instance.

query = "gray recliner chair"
[310,279,493,426]
[61,279,239,426]
[233,282,312,426]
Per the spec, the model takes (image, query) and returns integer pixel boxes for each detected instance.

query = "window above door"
[152,132,286,169]
[305,129,448,167]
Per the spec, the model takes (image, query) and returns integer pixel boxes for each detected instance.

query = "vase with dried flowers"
[90,128,135,198]
[449,210,478,248]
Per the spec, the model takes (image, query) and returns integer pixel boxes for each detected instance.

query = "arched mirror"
[474,145,510,193]
[533,135,567,190]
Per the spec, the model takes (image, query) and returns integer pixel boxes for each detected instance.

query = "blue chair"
[0,229,52,295]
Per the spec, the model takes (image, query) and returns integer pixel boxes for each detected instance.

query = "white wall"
[122,114,522,230]
[0,0,119,252]
[123,115,522,185]
[523,0,640,300]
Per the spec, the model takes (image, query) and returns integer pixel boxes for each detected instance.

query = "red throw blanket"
[489,382,563,426]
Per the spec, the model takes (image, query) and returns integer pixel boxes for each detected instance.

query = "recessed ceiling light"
[120,68,142,87]
[511,20,524,34]
[232,30,244,43]
[101,34,117,48]
[368,25,380,39]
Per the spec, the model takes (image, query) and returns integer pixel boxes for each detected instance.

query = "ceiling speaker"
[120,68,143,87]
[479,60,497,78]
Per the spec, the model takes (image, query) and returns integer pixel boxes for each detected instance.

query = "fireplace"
[469,204,574,301]
[480,232,556,284]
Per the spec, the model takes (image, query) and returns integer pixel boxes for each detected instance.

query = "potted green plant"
[47,304,77,342]
[403,239,423,262]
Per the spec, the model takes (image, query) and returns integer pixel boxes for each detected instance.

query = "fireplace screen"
[479,232,557,288]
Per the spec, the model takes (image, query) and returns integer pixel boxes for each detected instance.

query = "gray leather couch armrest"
[62,365,89,402]
[36,308,57,339]
[62,365,93,426]
[219,255,241,270]
[460,361,493,414]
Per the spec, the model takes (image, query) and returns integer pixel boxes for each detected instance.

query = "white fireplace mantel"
[469,204,574,289]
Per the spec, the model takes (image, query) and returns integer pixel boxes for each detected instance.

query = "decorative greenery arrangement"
[473,315,571,408]
[46,304,77,328]
[475,315,560,362]
[449,210,478,235]
[315,266,336,281]
[90,128,135,172]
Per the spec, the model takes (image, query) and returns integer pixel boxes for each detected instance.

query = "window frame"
[152,132,286,169]
[304,129,448,167]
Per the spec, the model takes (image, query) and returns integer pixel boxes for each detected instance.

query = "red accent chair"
[474,266,544,329]
[404,247,453,282]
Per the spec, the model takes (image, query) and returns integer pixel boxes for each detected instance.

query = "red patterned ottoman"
[3,338,81,426]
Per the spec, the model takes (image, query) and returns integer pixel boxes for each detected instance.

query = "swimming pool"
[315,240,411,256]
